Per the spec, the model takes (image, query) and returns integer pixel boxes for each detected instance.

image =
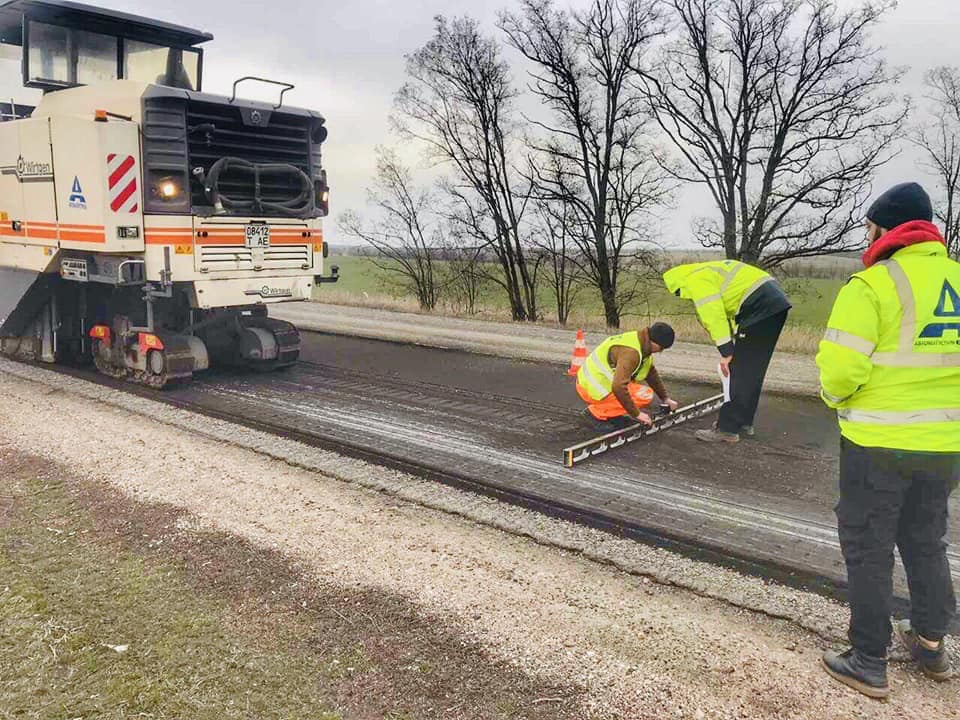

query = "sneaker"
[893,619,954,681]
[695,428,740,444]
[822,648,890,699]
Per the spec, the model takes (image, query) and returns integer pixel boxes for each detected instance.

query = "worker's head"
[647,322,675,353]
[865,182,932,244]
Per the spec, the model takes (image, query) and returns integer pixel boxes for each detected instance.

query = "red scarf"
[862,220,946,268]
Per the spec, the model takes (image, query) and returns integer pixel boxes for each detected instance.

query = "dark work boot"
[578,409,628,434]
[822,648,890,699]
[893,619,955,681]
[578,408,607,433]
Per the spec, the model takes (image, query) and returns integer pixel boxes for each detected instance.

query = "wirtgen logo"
[15,155,52,178]
[1,155,53,182]
[920,280,960,340]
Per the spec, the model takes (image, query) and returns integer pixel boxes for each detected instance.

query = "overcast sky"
[2,0,957,247]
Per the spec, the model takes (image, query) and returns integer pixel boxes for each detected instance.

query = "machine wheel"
[131,334,195,389]
[242,317,301,372]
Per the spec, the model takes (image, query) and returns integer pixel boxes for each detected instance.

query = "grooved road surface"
[271,301,820,396]
[159,331,959,599]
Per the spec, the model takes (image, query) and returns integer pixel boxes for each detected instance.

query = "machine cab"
[0,0,210,104]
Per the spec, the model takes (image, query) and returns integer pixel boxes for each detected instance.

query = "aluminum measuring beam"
[563,394,726,468]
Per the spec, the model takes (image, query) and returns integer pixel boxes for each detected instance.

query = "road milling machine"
[0,0,337,387]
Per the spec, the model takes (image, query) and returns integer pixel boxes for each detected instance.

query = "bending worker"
[576,322,679,432]
[817,182,959,699]
[664,259,791,443]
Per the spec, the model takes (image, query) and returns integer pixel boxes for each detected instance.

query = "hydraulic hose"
[203,157,314,216]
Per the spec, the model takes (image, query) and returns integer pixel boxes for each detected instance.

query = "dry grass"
[0,448,590,720]
[657,249,862,280]
[315,288,823,354]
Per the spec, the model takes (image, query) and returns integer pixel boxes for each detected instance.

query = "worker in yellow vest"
[816,182,959,699]
[576,322,679,432]
[663,259,791,443]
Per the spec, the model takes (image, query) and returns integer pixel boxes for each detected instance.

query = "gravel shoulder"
[270,301,821,398]
[0,361,955,719]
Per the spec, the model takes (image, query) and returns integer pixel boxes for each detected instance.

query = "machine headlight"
[158,179,180,200]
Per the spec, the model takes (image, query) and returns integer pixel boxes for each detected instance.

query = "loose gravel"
[0,359,955,719]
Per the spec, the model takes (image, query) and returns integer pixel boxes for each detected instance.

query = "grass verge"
[315,256,840,355]
[0,446,588,720]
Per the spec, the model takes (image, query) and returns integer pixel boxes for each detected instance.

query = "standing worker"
[817,182,959,699]
[576,322,679,432]
[663,259,791,443]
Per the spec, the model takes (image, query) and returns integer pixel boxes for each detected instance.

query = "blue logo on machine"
[68,176,87,209]
[919,279,960,339]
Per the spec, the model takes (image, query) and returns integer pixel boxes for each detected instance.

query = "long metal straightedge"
[563,394,725,468]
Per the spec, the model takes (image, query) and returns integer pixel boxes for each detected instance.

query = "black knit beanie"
[649,322,675,350]
[866,182,933,230]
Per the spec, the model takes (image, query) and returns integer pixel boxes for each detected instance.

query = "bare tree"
[338,147,443,311]
[530,197,584,325]
[394,16,539,321]
[639,0,906,266]
[914,67,960,258]
[501,0,672,328]
[439,238,488,315]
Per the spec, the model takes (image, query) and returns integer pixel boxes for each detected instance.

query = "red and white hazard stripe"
[106,154,140,214]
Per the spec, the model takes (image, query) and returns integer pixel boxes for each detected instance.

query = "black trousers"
[837,438,959,656]
[716,310,787,433]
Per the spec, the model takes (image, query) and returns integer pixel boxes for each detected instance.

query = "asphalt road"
[162,331,959,600]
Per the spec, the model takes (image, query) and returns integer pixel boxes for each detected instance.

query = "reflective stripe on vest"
[737,276,774,313]
[881,259,918,353]
[822,388,850,405]
[838,408,960,424]
[578,359,612,400]
[822,328,877,357]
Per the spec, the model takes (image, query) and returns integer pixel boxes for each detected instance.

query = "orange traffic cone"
[567,329,587,376]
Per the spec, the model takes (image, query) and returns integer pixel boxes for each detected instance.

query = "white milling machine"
[0,0,337,387]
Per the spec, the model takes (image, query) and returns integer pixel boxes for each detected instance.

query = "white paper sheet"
[718,363,731,403]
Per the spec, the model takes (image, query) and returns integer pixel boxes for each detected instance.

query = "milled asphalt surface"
[150,329,958,604]
[271,302,821,397]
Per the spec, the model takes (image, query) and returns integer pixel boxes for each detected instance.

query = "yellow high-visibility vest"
[663,260,775,349]
[816,241,960,451]
[576,331,653,402]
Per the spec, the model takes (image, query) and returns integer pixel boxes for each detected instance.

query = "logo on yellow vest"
[920,280,960,339]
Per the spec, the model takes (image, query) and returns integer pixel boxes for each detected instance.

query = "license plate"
[245,224,271,249]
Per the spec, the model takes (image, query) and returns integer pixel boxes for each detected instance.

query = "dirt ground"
[0,365,957,719]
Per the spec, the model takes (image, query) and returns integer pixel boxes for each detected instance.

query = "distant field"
[315,254,850,354]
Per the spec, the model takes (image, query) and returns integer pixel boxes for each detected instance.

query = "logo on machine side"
[68,176,87,209]
[244,286,294,298]
[0,155,54,182]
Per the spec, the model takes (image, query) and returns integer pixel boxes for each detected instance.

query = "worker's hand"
[719,355,733,378]
[634,412,653,426]
[663,398,680,412]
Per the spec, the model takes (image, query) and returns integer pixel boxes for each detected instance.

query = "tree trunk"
[601,286,620,329]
